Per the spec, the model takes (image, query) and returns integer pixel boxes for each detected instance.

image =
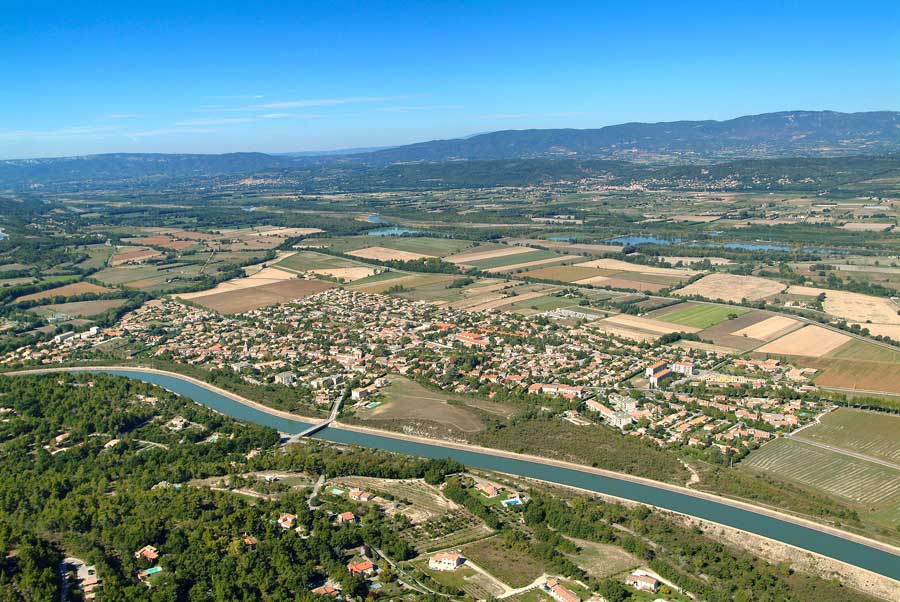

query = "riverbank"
[332,421,900,558]
[4,365,899,586]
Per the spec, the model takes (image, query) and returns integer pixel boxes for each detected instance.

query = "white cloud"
[127,127,218,138]
[0,125,121,140]
[174,117,256,127]
[376,104,463,113]
[251,94,417,110]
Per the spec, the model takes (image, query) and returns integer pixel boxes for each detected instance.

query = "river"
[87,369,900,580]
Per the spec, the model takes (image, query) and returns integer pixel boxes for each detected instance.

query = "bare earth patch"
[787,286,900,325]
[574,258,697,277]
[756,325,851,357]
[311,267,377,282]
[675,273,785,302]
[16,282,113,303]
[731,315,802,341]
[840,223,893,232]
[348,246,431,261]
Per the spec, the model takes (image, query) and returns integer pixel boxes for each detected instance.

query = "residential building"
[428,552,466,571]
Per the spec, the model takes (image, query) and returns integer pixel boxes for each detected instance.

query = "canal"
[100,369,900,581]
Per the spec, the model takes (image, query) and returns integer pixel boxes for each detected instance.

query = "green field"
[658,303,750,329]
[741,438,900,525]
[827,338,900,362]
[795,408,900,465]
[466,249,564,270]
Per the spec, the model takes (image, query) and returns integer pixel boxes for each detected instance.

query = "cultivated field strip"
[796,409,900,464]
[743,438,900,506]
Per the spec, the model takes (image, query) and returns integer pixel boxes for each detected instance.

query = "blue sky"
[3,0,899,159]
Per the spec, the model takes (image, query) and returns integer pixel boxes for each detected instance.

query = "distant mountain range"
[2,111,899,187]
[346,110,900,164]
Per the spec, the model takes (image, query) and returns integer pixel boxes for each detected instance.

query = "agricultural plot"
[827,338,900,362]
[654,302,750,329]
[446,244,533,266]
[498,294,578,315]
[742,438,900,521]
[310,267,377,282]
[602,313,701,335]
[15,282,113,303]
[564,538,639,580]
[109,246,162,266]
[355,376,487,433]
[795,408,900,465]
[520,265,605,282]
[386,274,471,303]
[573,258,698,278]
[347,246,429,261]
[467,250,569,271]
[674,273,785,303]
[787,286,900,325]
[806,356,900,394]
[730,315,802,341]
[756,325,851,357]
[346,271,418,293]
[328,235,472,257]
[461,536,548,588]
[29,299,127,318]
[185,280,333,313]
[275,250,364,271]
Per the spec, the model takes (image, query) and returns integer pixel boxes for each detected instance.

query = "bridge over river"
[8,367,900,584]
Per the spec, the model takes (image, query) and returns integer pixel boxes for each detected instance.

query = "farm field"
[275,250,366,271]
[806,356,900,394]
[355,376,492,434]
[29,298,127,318]
[498,294,578,315]
[795,408,900,465]
[327,235,472,257]
[564,537,640,579]
[520,265,607,282]
[466,250,567,271]
[347,246,429,261]
[741,438,900,525]
[15,281,113,302]
[827,338,900,362]
[654,302,750,329]
[787,286,900,324]
[601,313,701,335]
[756,325,851,357]
[674,273,785,302]
[461,536,548,588]
[310,267,377,282]
[328,476,456,524]
[344,270,409,291]
[109,246,162,266]
[730,315,802,341]
[185,279,333,313]
[573,258,697,278]
[179,266,297,299]
[445,244,532,265]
